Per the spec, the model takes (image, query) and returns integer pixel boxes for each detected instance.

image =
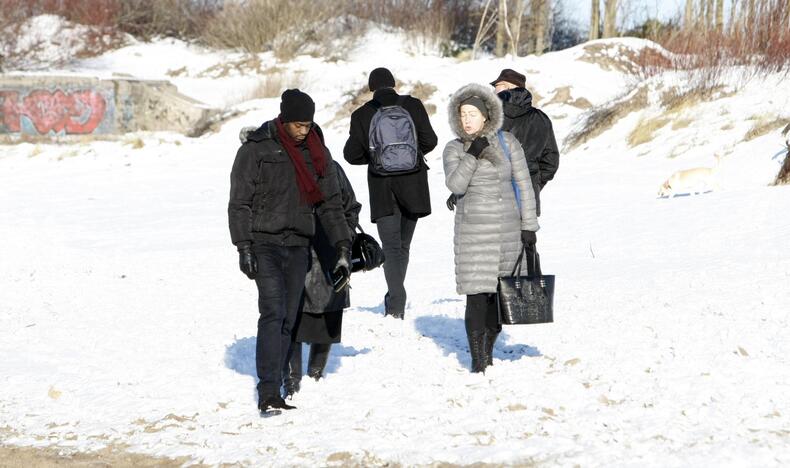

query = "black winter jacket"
[228,121,351,249]
[343,88,438,222]
[499,88,560,216]
[302,162,361,314]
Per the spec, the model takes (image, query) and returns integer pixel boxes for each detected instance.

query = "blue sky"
[563,0,686,29]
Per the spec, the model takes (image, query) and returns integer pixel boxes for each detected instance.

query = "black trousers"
[253,243,309,398]
[376,201,418,314]
[465,293,502,336]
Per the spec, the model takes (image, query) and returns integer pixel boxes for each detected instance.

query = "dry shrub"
[672,118,693,130]
[201,0,346,56]
[545,86,592,109]
[330,85,371,124]
[635,1,790,88]
[409,81,437,103]
[247,71,306,100]
[627,117,669,147]
[744,116,788,142]
[115,0,215,41]
[775,139,790,185]
[350,0,476,56]
[564,85,649,151]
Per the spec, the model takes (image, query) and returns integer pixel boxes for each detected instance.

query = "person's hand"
[521,230,537,247]
[332,241,351,291]
[239,126,256,144]
[466,137,489,158]
[446,193,457,211]
[238,245,257,280]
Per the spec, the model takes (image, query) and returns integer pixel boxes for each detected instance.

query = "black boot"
[384,293,404,320]
[467,330,487,373]
[484,327,499,367]
[307,343,331,380]
[258,395,296,412]
[282,342,302,399]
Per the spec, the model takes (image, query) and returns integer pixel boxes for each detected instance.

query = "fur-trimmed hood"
[447,83,504,141]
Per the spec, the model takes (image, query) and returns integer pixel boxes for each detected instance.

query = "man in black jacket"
[343,67,438,320]
[491,68,559,217]
[228,89,352,413]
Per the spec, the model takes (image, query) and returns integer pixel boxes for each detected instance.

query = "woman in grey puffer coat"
[443,83,539,373]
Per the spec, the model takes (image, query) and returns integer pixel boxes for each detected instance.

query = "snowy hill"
[1,21,789,466]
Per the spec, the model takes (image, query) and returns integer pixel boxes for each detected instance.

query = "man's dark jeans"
[253,243,309,398]
[375,202,417,316]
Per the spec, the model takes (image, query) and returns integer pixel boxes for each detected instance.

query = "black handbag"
[351,225,385,273]
[497,246,555,325]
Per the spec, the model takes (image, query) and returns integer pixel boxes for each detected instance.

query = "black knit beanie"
[368,67,396,92]
[280,89,315,123]
[460,95,489,119]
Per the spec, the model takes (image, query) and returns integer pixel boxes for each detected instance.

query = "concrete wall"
[0,75,217,136]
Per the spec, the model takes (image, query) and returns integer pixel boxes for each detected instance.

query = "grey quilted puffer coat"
[443,83,539,295]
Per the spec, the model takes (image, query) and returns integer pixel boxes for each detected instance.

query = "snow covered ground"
[1,20,790,466]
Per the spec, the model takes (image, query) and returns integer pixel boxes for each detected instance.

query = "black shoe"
[259,395,296,412]
[467,330,487,373]
[306,343,331,380]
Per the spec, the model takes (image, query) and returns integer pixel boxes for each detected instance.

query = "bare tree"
[684,0,695,30]
[716,0,724,30]
[507,0,529,56]
[603,0,618,37]
[589,0,600,39]
[496,0,507,56]
[531,0,550,54]
[473,0,496,59]
[706,0,714,30]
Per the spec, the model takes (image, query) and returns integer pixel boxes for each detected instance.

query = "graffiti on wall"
[0,89,108,135]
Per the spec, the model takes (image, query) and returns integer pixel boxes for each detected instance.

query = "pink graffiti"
[0,89,107,134]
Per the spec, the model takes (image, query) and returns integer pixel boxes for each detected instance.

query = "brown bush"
[635,0,790,89]
[201,0,346,55]
[564,85,649,151]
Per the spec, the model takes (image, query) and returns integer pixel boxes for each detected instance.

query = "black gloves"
[332,241,352,292]
[446,193,457,211]
[238,245,257,280]
[466,136,489,158]
[521,230,537,247]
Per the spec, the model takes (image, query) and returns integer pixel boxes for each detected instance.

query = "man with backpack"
[343,67,438,320]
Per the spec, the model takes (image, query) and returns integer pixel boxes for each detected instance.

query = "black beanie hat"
[460,95,489,119]
[280,89,315,123]
[368,67,395,92]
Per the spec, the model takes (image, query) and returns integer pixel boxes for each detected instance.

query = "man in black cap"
[228,89,352,413]
[343,67,438,320]
[489,68,559,217]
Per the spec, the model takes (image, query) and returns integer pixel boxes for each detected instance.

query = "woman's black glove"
[466,137,489,158]
[332,241,352,292]
[238,245,257,280]
[446,193,457,211]
[521,230,537,247]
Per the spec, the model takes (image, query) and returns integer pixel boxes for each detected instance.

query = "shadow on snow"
[414,314,541,367]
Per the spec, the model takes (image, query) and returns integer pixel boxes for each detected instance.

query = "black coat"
[302,162,361,313]
[343,88,438,222]
[228,121,351,249]
[499,88,560,216]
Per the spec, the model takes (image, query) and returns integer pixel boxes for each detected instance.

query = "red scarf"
[274,117,328,205]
